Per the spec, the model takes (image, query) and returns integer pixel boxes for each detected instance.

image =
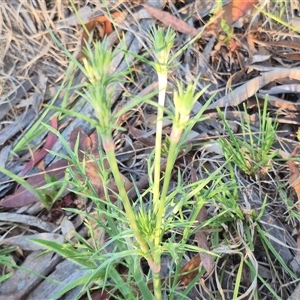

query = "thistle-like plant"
[147,25,215,298]
[81,38,154,265]
[25,21,219,300]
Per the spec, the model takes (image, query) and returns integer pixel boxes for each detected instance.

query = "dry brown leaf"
[207,68,300,110]
[81,12,120,45]
[287,146,300,254]
[78,12,121,61]
[69,128,132,199]
[0,159,69,208]
[222,0,258,25]
[0,127,132,208]
[195,207,214,277]
[177,168,214,285]
[161,208,213,287]
[288,146,300,199]
[261,84,300,95]
[271,50,300,61]
[80,289,111,300]
[253,39,300,51]
[253,39,300,61]
[247,96,300,112]
[178,254,202,286]
[127,124,156,147]
[21,117,58,176]
[276,115,300,126]
[142,3,199,36]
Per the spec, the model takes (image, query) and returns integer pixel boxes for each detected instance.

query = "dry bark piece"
[0,212,56,232]
[288,281,300,300]
[26,258,105,300]
[2,233,64,251]
[0,250,62,300]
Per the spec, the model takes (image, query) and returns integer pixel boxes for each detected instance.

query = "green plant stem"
[101,134,154,266]
[152,270,162,300]
[153,73,168,236]
[152,73,168,300]
[153,127,183,300]
[154,127,182,244]
[153,74,168,212]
